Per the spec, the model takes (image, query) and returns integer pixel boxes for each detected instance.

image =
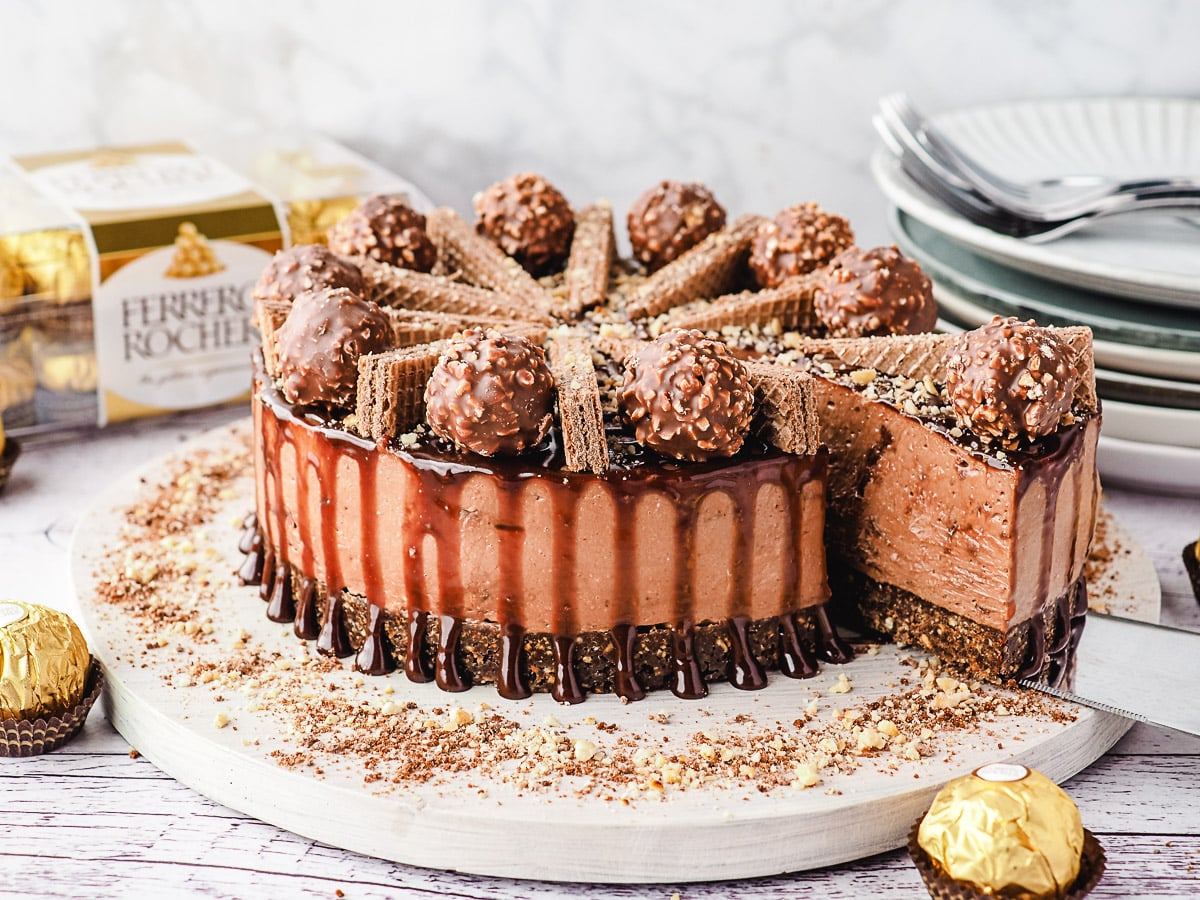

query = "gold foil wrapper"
[7,229,92,304]
[0,249,26,303]
[286,196,362,246]
[0,356,37,411]
[34,348,98,393]
[0,601,90,720]
[917,764,1084,899]
[0,431,18,495]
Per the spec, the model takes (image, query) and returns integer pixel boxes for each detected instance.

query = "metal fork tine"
[872,114,1024,234]
[887,93,1031,199]
[875,98,1200,240]
[876,101,981,201]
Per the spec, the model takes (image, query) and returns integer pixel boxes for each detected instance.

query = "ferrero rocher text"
[121,284,257,361]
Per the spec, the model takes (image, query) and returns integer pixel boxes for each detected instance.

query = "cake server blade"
[1021,613,1200,737]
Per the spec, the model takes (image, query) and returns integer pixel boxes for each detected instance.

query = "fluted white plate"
[872,97,1200,307]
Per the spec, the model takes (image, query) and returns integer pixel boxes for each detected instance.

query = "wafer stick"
[793,324,1097,413]
[626,213,763,320]
[594,334,649,367]
[382,308,547,348]
[256,300,292,378]
[794,332,956,381]
[666,272,823,333]
[355,343,445,440]
[426,208,555,315]
[547,335,609,474]
[745,361,821,456]
[563,202,615,321]
[352,255,552,324]
[1055,326,1098,414]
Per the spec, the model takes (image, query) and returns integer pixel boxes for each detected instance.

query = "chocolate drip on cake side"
[1012,421,1091,681]
[610,624,646,702]
[435,614,468,692]
[293,577,320,640]
[258,546,276,603]
[405,611,433,682]
[726,615,767,690]
[670,498,706,698]
[497,623,530,700]
[318,594,353,658]
[266,562,294,623]
[355,604,394,676]
[778,611,820,678]
[495,483,531,699]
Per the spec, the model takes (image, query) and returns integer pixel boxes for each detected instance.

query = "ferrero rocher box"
[0,134,429,434]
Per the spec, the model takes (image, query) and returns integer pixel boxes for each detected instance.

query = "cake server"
[1022,613,1200,737]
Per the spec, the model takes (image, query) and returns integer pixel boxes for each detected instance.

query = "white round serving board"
[70,421,1161,884]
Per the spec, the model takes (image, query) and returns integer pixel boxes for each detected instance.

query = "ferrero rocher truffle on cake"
[241,174,1100,702]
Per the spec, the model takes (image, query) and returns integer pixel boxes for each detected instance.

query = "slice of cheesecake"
[788,329,1099,684]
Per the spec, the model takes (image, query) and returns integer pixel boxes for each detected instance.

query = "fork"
[873,113,1200,243]
[879,93,1200,221]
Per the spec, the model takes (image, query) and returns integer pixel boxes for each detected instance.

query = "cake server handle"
[1022,614,1200,738]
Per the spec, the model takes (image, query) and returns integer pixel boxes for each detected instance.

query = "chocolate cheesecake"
[240,176,1100,701]
[787,330,1098,683]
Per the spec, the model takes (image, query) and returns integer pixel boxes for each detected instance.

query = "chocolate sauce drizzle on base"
[241,562,844,699]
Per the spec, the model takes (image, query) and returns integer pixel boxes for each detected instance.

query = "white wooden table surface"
[2,406,1199,900]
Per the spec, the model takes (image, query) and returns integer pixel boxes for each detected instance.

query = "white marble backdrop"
[2,0,1197,244]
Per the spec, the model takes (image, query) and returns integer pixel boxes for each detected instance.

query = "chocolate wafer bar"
[256,299,292,378]
[626,213,764,320]
[666,272,823,333]
[1056,326,1098,414]
[352,255,552,324]
[355,343,445,440]
[563,201,615,321]
[745,361,820,456]
[595,334,649,368]
[547,335,609,474]
[426,208,555,315]
[794,325,1098,413]
[795,332,956,381]
[382,308,545,348]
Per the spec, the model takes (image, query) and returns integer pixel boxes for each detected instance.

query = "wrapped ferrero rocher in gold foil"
[0,600,90,721]
[12,229,91,304]
[0,416,18,493]
[911,763,1103,899]
[0,249,26,303]
[286,196,363,247]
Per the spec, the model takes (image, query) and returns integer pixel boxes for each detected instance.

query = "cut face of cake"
[242,179,1100,702]
[784,331,1099,684]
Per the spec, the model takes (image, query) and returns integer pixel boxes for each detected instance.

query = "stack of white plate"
[872,97,1200,496]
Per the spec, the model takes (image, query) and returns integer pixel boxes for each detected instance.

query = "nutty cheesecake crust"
[240,554,846,702]
[833,565,1088,686]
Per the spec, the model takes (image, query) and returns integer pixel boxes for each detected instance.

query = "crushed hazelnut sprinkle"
[88,426,1096,804]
